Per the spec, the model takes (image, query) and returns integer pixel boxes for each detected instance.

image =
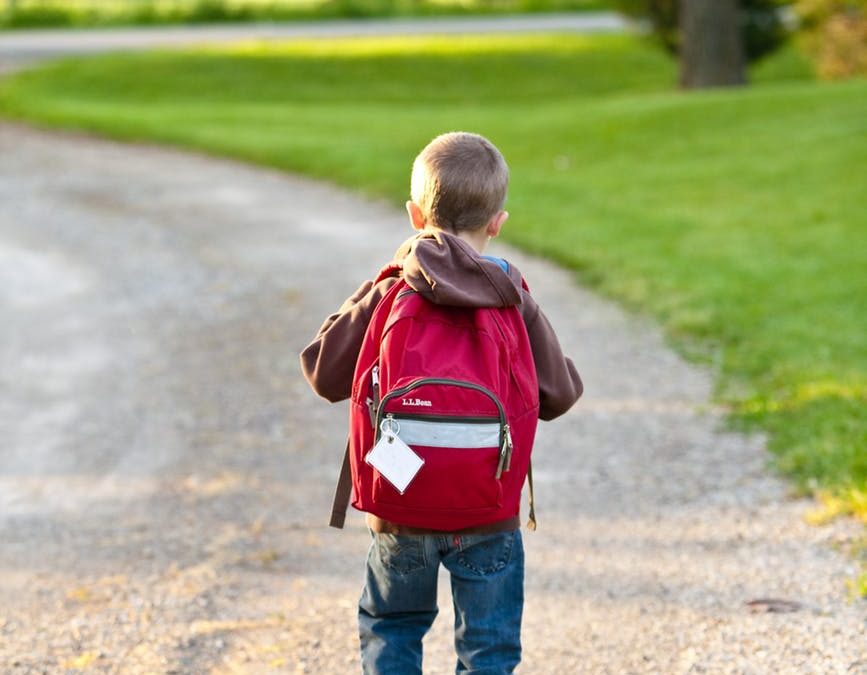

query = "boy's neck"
[427,226,489,255]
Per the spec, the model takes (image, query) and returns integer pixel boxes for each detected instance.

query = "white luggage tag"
[365,417,424,494]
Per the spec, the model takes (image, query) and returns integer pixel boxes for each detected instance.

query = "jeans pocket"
[456,531,517,575]
[375,534,427,574]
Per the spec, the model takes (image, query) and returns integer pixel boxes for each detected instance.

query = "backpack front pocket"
[371,416,504,513]
[369,377,511,515]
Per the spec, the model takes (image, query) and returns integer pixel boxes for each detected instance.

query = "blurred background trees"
[616,0,789,87]
[2,0,865,82]
[679,0,746,87]
[796,0,867,78]
[617,0,866,85]
[616,0,790,64]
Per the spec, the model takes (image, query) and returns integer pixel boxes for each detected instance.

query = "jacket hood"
[393,230,523,308]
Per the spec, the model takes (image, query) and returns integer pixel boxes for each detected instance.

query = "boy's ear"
[406,201,427,231]
[486,210,509,239]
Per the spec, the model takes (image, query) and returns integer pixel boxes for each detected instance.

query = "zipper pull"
[495,448,507,480]
[367,365,381,428]
[495,425,512,480]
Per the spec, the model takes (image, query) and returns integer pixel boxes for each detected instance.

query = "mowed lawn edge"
[0,0,612,30]
[1,35,864,533]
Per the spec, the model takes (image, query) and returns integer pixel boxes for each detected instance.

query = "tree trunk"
[679,0,746,89]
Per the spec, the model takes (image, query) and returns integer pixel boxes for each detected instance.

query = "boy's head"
[408,132,509,240]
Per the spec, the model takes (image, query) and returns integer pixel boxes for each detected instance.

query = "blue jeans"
[358,529,524,675]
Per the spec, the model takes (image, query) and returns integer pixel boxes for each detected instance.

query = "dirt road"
[0,123,864,673]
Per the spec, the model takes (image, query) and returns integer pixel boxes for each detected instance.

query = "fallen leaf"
[63,651,100,669]
[66,586,93,603]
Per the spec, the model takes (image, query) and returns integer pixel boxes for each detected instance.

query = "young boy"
[300,132,582,674]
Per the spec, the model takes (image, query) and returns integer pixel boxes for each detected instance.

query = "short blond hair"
[410,132,509,233]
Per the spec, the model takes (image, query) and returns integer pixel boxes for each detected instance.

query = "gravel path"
[0,123,864,674]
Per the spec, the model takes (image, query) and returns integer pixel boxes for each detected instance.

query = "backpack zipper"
[386,412,498,425]
[375,378,513,479]
[396,288,417,300]
[492,423,513,480]
[366,365,381,428]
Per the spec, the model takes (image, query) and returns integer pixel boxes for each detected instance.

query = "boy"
[300,132,582,674]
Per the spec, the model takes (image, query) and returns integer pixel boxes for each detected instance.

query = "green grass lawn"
[0,35,865,528]
[0,0,610,29]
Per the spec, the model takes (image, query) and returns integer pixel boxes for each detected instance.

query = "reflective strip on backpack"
[395,418,500,449]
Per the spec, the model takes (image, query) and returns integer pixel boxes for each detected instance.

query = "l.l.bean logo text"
[401,398,433,408]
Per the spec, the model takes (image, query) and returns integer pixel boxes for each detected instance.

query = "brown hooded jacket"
[300,231,582,533]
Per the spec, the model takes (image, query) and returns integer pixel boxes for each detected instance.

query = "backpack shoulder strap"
[527,460,537,531]
[329,438,353,529]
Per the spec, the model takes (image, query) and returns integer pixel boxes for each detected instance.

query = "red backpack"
[330,265,540,531]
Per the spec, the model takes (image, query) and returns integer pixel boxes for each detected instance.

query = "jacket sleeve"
[299,278,397,403]
[521,294,583,421]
